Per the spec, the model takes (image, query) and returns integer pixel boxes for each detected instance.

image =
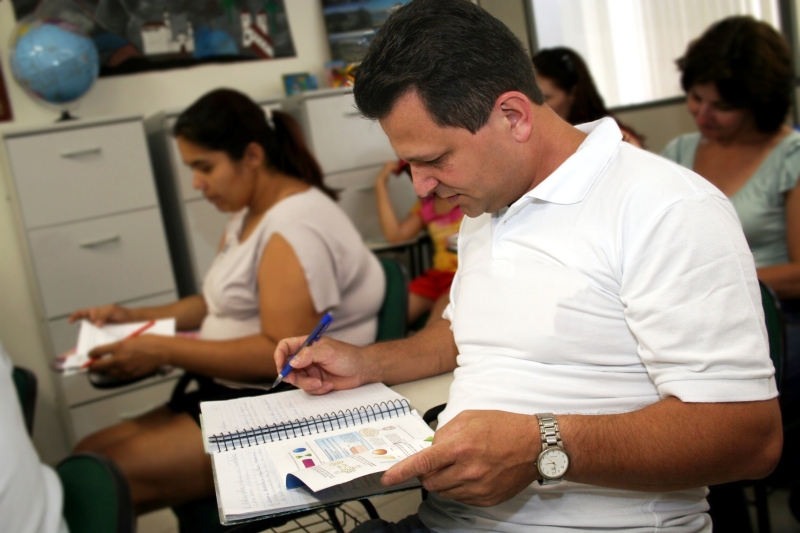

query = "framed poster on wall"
[11,0,296,77]
[322,0,411,64]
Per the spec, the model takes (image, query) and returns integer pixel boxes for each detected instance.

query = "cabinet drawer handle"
[343,110,362,117]
[60,147,103,158]
[354,184,375,192]
[119,404,157,420]
[79,234,121,248]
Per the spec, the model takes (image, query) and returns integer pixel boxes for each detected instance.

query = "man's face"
[379,91,523,217]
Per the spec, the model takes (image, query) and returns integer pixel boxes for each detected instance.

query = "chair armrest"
[57,452,135,533]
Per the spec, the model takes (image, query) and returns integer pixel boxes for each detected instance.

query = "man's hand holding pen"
[273,334,370,394]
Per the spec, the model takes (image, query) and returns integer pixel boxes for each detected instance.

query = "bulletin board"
[11,0,296,77]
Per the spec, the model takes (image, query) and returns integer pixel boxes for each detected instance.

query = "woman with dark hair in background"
[68,89,385,513]
[532,47,644,147]
[662,16,799,531]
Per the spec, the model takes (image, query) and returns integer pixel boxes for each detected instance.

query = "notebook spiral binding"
[208,398,412,452]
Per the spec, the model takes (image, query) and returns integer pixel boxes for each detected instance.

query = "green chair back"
[376,258,409,341]
[12,366,37,436]
[57,453,135,533]
[759,281,786,394]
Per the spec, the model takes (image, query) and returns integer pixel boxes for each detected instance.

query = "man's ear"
[242,141,266,169]
[495,92,533,143]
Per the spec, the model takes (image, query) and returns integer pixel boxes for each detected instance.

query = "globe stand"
[57,110,78,122]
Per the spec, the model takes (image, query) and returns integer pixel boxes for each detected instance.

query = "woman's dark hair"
[532,47,609,125]
[677,16,793,133]
[532,47,643,144]
[173,88,336,200]
[354,0,543,134]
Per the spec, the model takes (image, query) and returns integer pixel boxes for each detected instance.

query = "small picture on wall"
[0,62,12,123]
[322,0,411,64]
[11,0,296,77]
[282,72,318,97]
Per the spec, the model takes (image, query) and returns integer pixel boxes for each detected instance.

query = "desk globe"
[9,18,99,121]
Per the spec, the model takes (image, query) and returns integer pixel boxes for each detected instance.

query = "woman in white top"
[69,89,385,514]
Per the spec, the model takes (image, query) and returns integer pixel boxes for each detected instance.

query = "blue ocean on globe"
[11,22,100,106]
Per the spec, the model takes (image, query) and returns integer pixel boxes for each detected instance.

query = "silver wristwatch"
[535,413,570,485]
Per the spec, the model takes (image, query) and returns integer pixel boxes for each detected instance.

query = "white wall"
[0,0,331,464]
[479,0,531,53]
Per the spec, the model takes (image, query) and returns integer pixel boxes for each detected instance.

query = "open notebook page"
[201,382,408,445]
[211,412,425,522]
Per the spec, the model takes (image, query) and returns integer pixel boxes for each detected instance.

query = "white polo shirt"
[419,118,777,533]
[0,343,67,533]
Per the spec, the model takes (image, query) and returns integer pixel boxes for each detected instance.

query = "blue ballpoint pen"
[272,312,333,388]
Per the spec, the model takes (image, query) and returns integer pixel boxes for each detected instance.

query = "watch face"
[538,448,569,479]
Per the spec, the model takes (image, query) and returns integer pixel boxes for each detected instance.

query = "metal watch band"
[537,413,563,452]
[536,413,566,485]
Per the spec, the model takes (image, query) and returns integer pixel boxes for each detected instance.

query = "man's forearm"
[364,318,458,385]
[559,397,783,491]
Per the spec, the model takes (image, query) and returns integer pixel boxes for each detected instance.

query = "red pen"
[82,320,157,369]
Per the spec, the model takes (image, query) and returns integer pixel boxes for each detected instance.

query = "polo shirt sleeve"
[619,191,777,403]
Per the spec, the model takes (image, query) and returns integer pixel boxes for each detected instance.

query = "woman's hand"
[375,161,397,188]
[87,335,168,379]
[69,304,132,326]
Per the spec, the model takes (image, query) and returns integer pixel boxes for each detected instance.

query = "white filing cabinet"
[145,98,283,297]
[1,115,180,444]
[282,88,419,241]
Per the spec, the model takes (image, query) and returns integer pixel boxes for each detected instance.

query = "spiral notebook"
[199,383,433,524]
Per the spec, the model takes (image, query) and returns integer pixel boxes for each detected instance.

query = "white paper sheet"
[59,319,176,374]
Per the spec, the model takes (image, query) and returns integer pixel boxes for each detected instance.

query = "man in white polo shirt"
[274,1,782,532]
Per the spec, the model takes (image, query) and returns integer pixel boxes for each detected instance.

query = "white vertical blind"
[531,0,782,107]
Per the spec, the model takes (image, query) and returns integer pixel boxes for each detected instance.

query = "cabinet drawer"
[6,120,158,229]
[305,93,396,174]
[62,370,182,410]
[28,208,175,318]
[184,198,229,284]
[69,378,179,442]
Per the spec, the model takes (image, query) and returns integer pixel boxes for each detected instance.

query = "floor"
[138,487,799,533]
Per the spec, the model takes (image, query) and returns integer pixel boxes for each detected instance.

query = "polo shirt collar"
[523,117,622,206]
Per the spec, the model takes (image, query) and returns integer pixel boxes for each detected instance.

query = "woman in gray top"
[68,89,384,515]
